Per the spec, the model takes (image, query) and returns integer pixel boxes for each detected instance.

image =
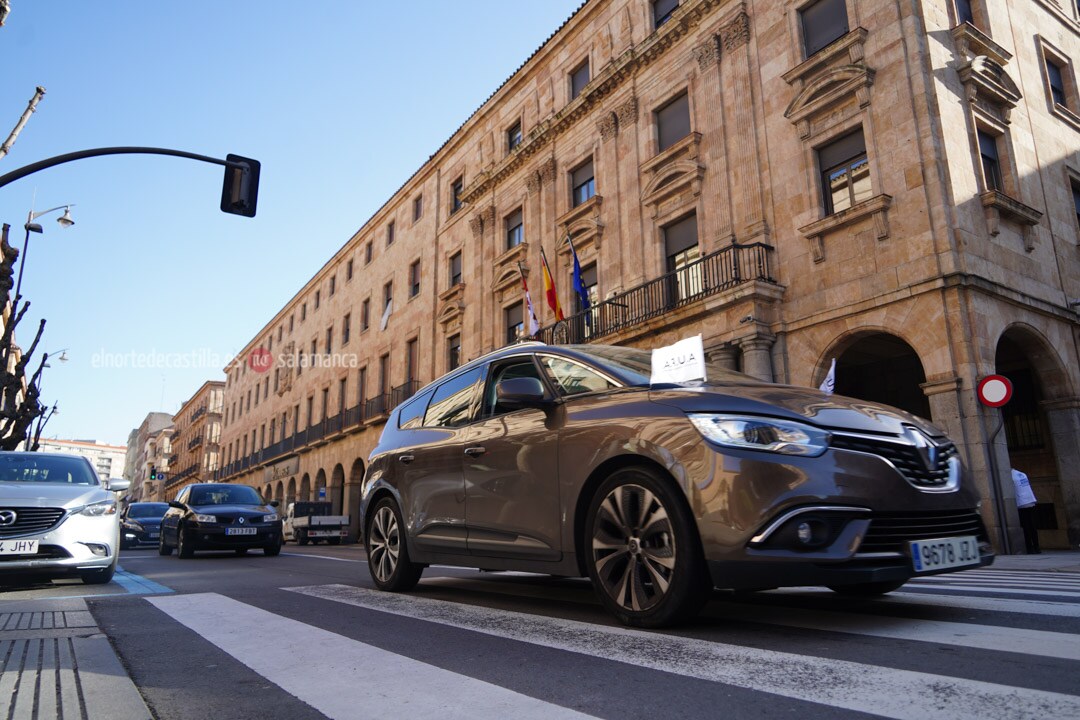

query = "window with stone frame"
[818,128,872,215]
[449,251,463,286]
[361,298,370,331]
[447,334,461,371]
[799,0,848,59]
[346,259,353,281]
[343,313,351,345]
[507,121,523,153]
[977,129,1003,192]
[325,325,333,354]
[1040,41,1078,116]
[365,241,373,264]
[505,302,524,345]
[450,177,464,215]
[652,0,678,29]
[505,208,524,250]
[571,158,595,208]
[953,0,974,25]
[384,280,393,312]
[414,194,423,222]
[656,91,691,154]
[387,220,395,246]
[663,213,702,302]
[1071,176,1080,232]
[409,259,421,297]
[1047,58,1068,107]
[315,290,321,309]
[570,58,590,100]
[329,274,336,297]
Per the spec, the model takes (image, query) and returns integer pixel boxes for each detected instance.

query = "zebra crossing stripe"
[289,584,1080,720]
[147,593,596,720]
[902,583,1080,598]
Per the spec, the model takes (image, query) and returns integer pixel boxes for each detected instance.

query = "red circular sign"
[248,347,273,373]
[977,375,1012,407]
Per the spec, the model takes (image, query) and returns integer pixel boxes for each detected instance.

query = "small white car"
[0,451,130,584]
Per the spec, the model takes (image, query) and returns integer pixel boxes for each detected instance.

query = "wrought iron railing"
[538,242,775,345]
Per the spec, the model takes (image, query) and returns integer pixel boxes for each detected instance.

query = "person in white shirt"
[1011,468,1041,554]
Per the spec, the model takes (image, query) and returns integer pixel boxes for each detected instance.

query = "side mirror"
[106,478,131,493]
[168,501,185,510]
[269,500,280,508]
[495,377,550,410]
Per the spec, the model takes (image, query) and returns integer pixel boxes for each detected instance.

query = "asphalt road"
[4,544,1080,719]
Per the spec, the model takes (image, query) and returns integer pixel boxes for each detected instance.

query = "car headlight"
[79,499,118,516]
[688,414,830,457]
[263,513,279,523]
[194,513,217,523]
[124,520,144,531]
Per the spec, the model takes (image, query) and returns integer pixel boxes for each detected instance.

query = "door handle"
[464,446,486,458]
[398,454,415,465]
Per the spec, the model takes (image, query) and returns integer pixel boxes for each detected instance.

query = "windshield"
[566,344,759,386]
[188,486,264,506]
[0,454,97,485]
[128,503,168,518]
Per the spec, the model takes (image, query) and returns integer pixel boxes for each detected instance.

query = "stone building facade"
[163,381,224,500]
[218,0,1080,552]
[122,412,172,502]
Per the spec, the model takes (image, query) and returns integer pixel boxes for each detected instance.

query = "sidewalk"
[0,597,151,720]
[987,549,1080,573]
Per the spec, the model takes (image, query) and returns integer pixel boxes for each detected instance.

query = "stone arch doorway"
[828,331,931,421]
[330,464,345,515]
[275,481,284,504]
[286,477,297,507]
[314,469,328,504]
[300,473,312,502]
[996,326,1073,550]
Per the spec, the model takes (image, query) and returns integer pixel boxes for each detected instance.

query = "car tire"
[177,525,195,559]
[158,531,174,556]
[827,580,907,596]
[365,497,423,592]
[263,536,282,556]
[80,553,117,585]
[584,466,711,628]
[328,537,341,546]
[299,530,309,546]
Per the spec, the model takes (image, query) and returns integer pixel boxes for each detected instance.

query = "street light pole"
[15,204,74,302]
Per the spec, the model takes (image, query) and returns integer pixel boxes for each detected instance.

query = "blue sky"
[0,1,582,445]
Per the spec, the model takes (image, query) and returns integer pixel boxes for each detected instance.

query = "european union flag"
[568,236,591,327]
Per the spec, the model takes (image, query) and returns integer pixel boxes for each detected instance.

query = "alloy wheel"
[591,483,677,612]
[368,505,401,584]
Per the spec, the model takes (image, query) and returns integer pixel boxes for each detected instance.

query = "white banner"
[650,335,707,385]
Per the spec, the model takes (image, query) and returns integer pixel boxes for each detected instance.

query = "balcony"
[217,383,423,482]
[188,434,203,450]
[538,242,776,345]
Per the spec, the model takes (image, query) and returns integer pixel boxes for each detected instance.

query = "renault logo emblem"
[0,510,16,526]
[238,516,245,525]
[903,425,938,470]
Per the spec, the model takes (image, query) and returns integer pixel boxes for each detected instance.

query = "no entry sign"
[977,375,1013,407]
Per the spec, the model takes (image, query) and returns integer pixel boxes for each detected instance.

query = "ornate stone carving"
[538,157,556,186]
[615,96,638,126]
[468,215,484,238]
[597,112,618,141]
[526,170,542,195]
[720,12,750,52]
[692,36,721,70]
[481,205,496,226]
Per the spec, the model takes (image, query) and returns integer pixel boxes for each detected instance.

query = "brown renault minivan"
[360,342,992,627]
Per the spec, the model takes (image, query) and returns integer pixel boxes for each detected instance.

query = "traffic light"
[220,153,261,217]
[149,465,157,481]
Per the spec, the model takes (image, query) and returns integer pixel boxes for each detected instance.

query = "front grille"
[0,508,66,539]
[0,544,71,562]
[859,509,987,554]
[831,434,958,488]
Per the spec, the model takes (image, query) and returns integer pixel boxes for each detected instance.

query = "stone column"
[719,9,767,241]
[597,111,622,289]
[920,377,963,438]
[706,344,739,371]
[615,96,646,286]
[738,336,774,382]
[343,479,363,542]
[691,33,735,250]
[1044,398,1080,546]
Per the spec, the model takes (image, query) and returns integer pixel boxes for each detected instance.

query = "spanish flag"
[540,247,564,321]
